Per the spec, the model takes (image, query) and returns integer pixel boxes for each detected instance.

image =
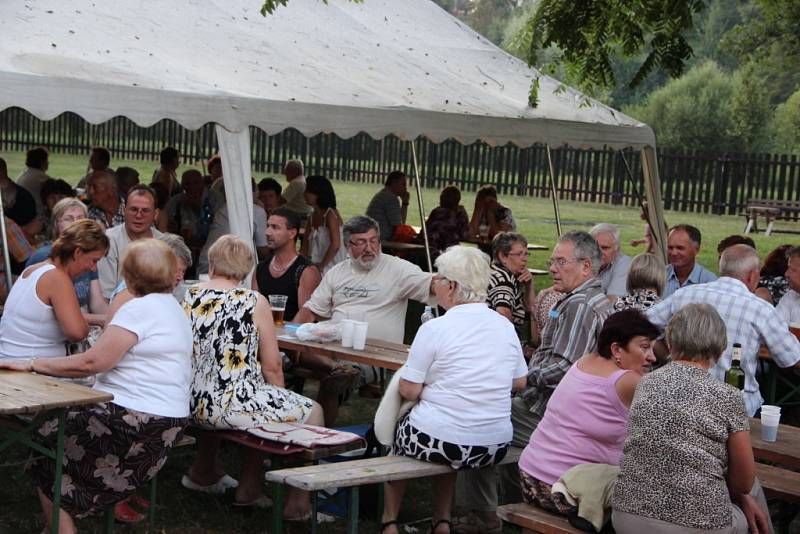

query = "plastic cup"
[352,321,369,351]
[268,295,288,325]
[340,320,356,348]
[761,405,781,415]
[760,412,781,442]
[198,274,210,282]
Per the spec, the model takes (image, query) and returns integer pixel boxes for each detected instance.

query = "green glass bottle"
[725,343,745,390]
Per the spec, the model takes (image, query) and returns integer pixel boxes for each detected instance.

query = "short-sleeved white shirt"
[776,289,800,326]
[401,303,528,446]
[94,293,193,418]
[303,253,432,343]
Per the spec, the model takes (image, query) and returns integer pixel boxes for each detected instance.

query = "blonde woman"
[183,235,326,520]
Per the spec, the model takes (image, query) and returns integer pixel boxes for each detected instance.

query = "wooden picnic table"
[381,241,426,253]
[460,237,548,251]
[275,324,409,371]
[757,346,800,407]
[750,417,800,469]
[0,370,113,534]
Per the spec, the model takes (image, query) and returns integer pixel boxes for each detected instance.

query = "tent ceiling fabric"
[0,0,654,149]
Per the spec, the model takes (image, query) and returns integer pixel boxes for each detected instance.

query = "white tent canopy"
[0,0,666,262]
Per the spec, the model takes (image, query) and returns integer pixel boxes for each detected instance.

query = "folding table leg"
[50,409,67,534]
[149,475,158,527]
[104,505,115,533]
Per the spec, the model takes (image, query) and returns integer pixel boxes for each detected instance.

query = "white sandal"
[180,473,239,494]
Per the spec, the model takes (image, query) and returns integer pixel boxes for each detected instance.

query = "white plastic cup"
[340,320,356,348]
[352,321,369,351]
[760,405,781,415]
[761,412,781,442]
[198,273,210,282]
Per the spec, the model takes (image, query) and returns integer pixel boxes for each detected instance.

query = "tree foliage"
[625,62,738,153]
[772,90,800,154]
[520,0,705,101]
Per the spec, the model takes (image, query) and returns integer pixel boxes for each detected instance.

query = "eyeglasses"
[547,257,581,269]
[507,251,530,258]
[126,207,154,215]
[349,237,380,249]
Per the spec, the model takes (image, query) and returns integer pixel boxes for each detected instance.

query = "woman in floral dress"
[0,239,192,533]
[182,234,325,519]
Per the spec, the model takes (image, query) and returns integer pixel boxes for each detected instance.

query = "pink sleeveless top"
[518,363,630,484]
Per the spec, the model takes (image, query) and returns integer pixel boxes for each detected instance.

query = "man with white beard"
[294,215,434,424]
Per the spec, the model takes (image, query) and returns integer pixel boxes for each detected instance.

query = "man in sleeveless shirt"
[253,207,321,322]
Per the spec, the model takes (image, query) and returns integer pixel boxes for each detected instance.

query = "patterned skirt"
[519,469,578,516]
[391,411,509,470]
[29,402,187,518]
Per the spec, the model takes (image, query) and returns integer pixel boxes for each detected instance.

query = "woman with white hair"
[380,245,528,534]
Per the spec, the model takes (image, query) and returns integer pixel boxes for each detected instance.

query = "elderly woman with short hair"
[183,234,325,519]
[613,303,771,534]
[107,232,193,318]
[381,245,528,534]
[0,239,193,533]
[25,198,109,324]
[613,253,666,312]
[489,232,536,346]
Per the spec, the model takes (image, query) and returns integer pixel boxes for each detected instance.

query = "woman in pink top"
[517,309,660,516]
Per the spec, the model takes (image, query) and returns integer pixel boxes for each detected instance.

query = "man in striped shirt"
[455,231,612,532]
[647,244,800,416]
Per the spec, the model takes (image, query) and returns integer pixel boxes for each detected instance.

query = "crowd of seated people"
[3,144,800,534]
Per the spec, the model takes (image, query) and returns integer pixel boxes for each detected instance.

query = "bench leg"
[272,482,285,534]
[766,220,775,236]
[744,218,754,234]
[311,490,318,534]
[348,487,360,534]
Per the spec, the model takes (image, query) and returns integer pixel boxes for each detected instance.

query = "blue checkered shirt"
[646,277,800,416]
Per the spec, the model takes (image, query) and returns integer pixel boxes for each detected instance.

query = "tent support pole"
[0,187,14,293]
[545,144,562,237]
[409,140,434,277]
[639,146,668,264]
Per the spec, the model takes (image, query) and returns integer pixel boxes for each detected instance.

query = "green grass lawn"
[1,149,798,532]
[4,148,797,287]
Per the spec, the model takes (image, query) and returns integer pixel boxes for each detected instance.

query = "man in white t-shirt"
[777,246,800,326]
[294,215,434,424]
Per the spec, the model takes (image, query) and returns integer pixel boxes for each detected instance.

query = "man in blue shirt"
[663,224,716,297]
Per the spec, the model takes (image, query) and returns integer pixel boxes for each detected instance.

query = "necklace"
[270,254,296,273]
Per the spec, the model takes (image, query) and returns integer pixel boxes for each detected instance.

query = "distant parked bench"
[265,447,522,534]
[741,199,800,235]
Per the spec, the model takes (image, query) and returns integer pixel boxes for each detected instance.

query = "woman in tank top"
[516,309,660,517]
[0,219,109,359]
[300,175,347,275]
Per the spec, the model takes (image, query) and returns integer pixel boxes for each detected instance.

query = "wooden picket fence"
[1,107,798,215]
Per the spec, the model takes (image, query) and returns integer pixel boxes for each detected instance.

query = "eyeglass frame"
[546,257,586,269]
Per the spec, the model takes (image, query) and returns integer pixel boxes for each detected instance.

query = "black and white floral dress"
[184,286,312,429]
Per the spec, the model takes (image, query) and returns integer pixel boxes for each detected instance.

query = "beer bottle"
[725,343,745,390]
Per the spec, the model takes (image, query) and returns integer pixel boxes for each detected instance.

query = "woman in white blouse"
[380,246,528,534]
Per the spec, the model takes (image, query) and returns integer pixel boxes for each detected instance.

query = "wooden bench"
[756,463,800,503]
[497,503,583,534]
[496,463,800,534]
[741,199,800,235]
[265,447,522,534]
